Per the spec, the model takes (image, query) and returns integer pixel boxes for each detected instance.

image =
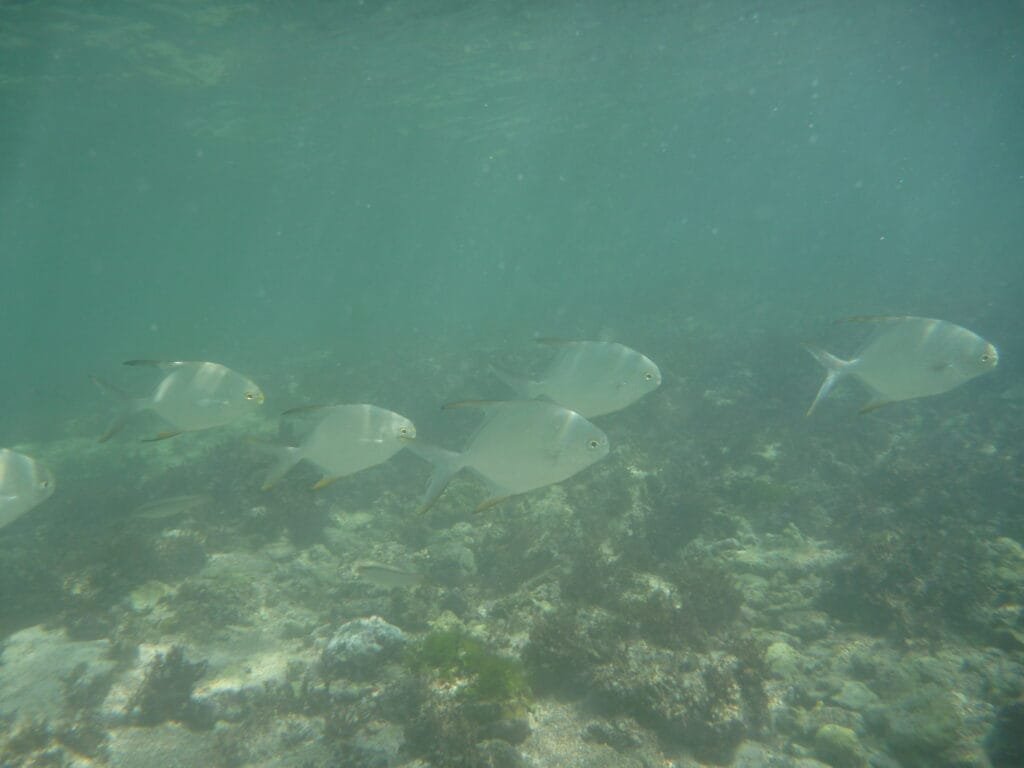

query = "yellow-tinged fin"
[281,404,332,416]
[142,430,184,442]
[474,495,512,513]
[311,475,341,491]
[859,399,895,414]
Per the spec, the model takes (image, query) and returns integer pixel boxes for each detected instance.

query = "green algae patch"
[408,629,531,709]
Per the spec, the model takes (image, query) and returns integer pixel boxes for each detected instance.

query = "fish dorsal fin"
[312,475,341,491]
[142,430,184,442]
[442,399,506,411]
[534,337,579,347]
[474,494,513,513]
[834,315,917,325]
[281,404,333,416]
[123,360,188,369]
[859,399,894,414]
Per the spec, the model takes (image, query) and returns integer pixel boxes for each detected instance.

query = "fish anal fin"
[142,430,184,442]
[533,337,576,347]
[442,399,503,411]
[123,359,163,367]
[123,359,187,369]
[859,400,894,415]
[282,404,331,416]
[312,475,341,491]
[474,495,513,513]
[834,315,908,325]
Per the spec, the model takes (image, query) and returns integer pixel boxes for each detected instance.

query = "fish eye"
[981,353,991,363]
[644,372,654,381]
[588,439,600,449]
[245,391,257,400]
[400,427,409,436]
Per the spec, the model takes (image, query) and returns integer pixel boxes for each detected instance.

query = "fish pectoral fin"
[142,430,184,442]
[474,495,513,513]
[931,361,953,373]
[123,359,186,369]
[859,399,894,414]
[311,475,341,490]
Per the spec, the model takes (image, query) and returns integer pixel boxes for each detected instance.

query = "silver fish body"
[411,399,609,512]
[494,340,661,417]
[95,360,265,441]
[0,449,55,529]
[805,316,998,415]
[261,404,415,490]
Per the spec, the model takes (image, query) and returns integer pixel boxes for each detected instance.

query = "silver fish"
[0,449,55,529]
[94,360,265,441]
[493,339,661,417]
[261,404,415,490]
[133,493,212,520]
[410,399,609,513]
[354,560,424,589]
[805,316,998,415]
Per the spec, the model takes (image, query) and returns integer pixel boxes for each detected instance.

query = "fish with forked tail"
[492,339,661,417]
[409,399,609,513]
[92,360,265,441]
[804,316,998,415]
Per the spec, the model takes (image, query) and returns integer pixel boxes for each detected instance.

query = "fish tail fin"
[803,345,853,416]
[489,364,533,398]
[91,376,144,442]
[256,443,303,490]
[407,442,466,513]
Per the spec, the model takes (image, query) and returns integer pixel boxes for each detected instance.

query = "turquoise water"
[1,2,1022,767]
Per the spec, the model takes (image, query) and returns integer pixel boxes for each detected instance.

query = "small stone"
[321,616,406,681]
[830,680,880,712]
[764,641,802,679]
[814,724,868,768]
[129,580,175,613]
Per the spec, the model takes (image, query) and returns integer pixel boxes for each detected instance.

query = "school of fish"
[0,319,1001,534]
